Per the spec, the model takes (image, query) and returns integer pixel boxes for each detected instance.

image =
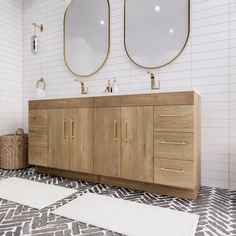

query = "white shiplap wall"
[0,0,23,135]
[22,0,235,189]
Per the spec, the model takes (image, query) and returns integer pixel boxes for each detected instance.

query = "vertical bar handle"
[125,120,128,143]
[63,119,67,139]
[114,120,118,142]
[71,119,74,140]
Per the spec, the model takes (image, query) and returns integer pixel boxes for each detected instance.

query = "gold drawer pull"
[160,141,187,145]
[30,151,43,155]
[30,135,42,138]
[114,120,118,142]
[160,167,185,173]
[160,115,185,117]
[30,116,44,119]
[30,134,44,138]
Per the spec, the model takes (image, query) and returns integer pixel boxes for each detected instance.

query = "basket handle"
[15,128,24,136]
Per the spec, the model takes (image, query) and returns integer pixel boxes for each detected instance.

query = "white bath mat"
[53,193,199,236]
[0,177,77,209]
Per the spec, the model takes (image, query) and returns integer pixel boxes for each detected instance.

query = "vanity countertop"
[30,88,200,101]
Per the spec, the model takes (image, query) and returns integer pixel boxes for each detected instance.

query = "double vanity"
[29,91,200,200]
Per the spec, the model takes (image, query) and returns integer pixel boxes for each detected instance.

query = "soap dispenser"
[107,80,112,93]
[112,77,118,93]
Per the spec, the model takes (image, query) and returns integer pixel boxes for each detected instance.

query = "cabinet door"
[69,108,94,174]
[121,107,153,183]
[94,107,121,178]
[48,109,70,170]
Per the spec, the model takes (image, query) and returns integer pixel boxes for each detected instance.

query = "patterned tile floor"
[0,168,235,236]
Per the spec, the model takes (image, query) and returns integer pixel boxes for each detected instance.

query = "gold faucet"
[147,71,160,90]
[74,79,88,94]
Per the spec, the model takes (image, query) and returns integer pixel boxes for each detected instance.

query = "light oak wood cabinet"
[154,132,194,161]
[94,106,153,183]
[94,107,121,178]
[48,108,93,173]
[28,109,48,166]
[70,108,93,174]
[48,109,70,170]
[29,91,201,200]
[121,107,153,183]
[154,158,194,189]
[154,105,194,132]
[153,104,200,192]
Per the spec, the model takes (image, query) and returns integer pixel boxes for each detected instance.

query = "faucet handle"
[74,79,83,85]
[147,71,155,78]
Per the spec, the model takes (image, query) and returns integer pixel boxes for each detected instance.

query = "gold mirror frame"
[64,0,111,77]
[124,0,191,69]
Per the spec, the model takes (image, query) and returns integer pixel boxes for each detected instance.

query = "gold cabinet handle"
[30,151,43,155]
[125,120,128,143]
[63,119,67,139]
[159,114,185,117]
[30,116,44,119]
[160,141,187,145]
[30,134,44,138]
[160,167,185,173]
[71,119,75,140]
[114,120,118,142]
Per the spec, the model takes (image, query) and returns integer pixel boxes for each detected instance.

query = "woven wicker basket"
[0,129,28,170]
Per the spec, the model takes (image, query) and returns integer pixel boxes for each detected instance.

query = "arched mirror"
[124,0,190,69]
[64,0,110,77]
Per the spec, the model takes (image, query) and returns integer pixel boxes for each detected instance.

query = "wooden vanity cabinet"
[94,106,154,183]
[48,108,93,173]
[94,107,121,178]
[29,92,201,200]
[28,109,48,167]
[29,98,94,174]
[121,107,153,183]
[69,108,94,174]
[48,109,70,170]
[153,102,200,192]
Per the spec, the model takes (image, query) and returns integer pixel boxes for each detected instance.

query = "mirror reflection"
[64,0,110,77]
[125,0,190,68]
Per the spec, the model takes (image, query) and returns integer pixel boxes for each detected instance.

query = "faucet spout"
[147,71,160,90]
[74,79,88,95]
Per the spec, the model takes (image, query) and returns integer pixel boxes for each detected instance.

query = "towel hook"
[33,23,44,32]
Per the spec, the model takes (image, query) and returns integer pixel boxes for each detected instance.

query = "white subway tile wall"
[21,0,235,189]
[0,0,23,135]
[230,0,236,190]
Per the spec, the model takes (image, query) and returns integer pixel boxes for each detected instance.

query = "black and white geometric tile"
[0,168,234,236]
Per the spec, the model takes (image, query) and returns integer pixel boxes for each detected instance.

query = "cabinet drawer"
[29,146,48,166]
[154,132,193,160]
[29,110,48,127]
[29,128,48,147]
[154,158,194,189]
[154,106,193,132]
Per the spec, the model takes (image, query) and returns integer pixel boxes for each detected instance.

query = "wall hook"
[33,23,44,32]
